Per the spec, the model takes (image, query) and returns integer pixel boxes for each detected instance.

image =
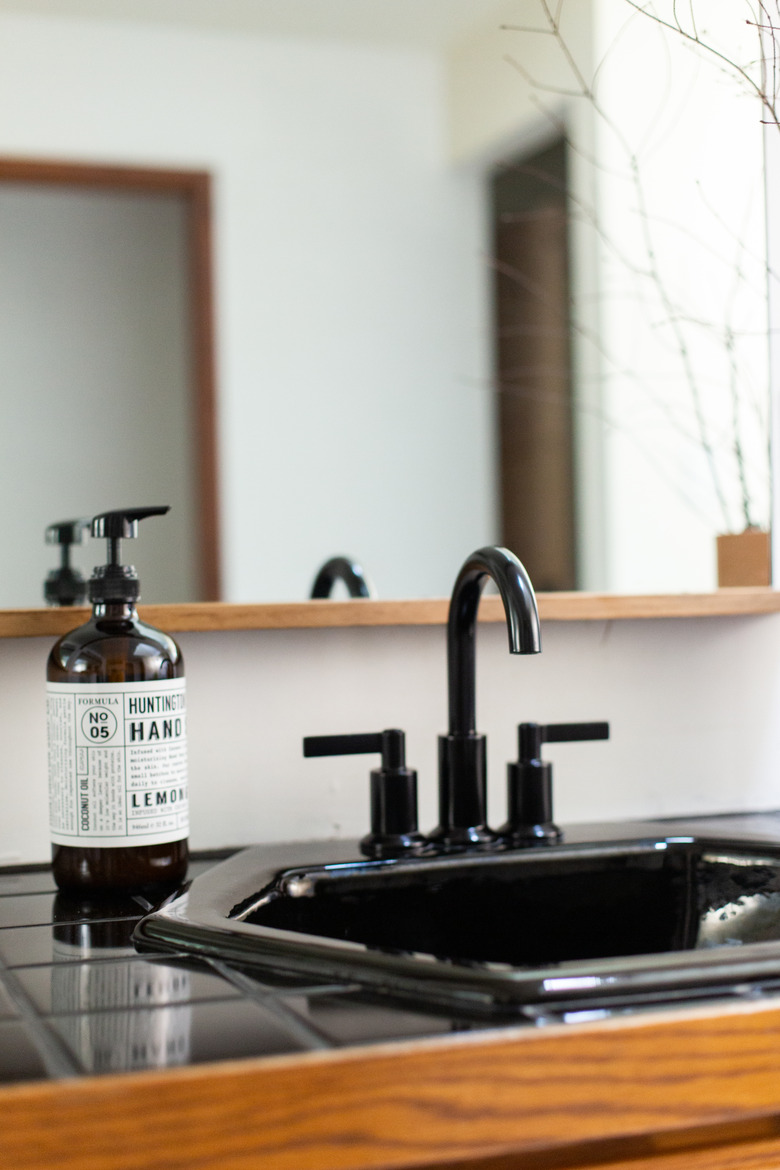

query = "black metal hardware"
[302,550,609,859]
[500,721,610,845]
[430,547,541,850]
[88,506,170,603]
[303,729,425,859]
[309,556,374,599]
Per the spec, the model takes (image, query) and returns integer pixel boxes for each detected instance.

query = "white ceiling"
[0,0,512,49]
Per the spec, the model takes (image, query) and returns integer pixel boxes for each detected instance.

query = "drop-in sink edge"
[135,812,780,1021]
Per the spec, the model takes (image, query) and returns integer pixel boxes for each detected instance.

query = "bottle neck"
[92,600,138,621]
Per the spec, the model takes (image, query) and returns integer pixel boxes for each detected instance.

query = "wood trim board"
[0,155,221,602]
[2,590,780,638]
[4,998,780,1169]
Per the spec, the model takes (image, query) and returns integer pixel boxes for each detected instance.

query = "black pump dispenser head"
[44,518,90,606]
[88,506,169,604]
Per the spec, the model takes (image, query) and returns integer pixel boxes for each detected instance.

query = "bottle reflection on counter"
[51,893,192,1073]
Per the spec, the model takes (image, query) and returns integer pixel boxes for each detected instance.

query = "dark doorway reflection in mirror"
[491,138,576,593]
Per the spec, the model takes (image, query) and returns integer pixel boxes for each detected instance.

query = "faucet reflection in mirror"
[44,518,89,608]
[309,556,376,600]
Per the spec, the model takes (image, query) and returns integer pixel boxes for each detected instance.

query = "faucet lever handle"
[303,729,424,860]
[519,721,609,763]
[303,729,406,768]
[504,721,610,845]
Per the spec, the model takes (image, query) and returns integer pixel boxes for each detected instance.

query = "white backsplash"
[1,614,779,865]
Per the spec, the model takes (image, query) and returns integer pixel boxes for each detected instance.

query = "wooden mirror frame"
[0,156,221,602]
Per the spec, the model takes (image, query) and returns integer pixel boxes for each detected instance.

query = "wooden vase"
[716,527,771,587]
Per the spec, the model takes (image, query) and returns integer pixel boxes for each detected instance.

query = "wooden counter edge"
[5,995,780,1170]
[3,588,780,638]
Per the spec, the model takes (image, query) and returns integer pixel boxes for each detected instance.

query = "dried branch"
[500,0,774,532]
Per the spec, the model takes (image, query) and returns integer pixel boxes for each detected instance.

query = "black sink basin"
[136,818,780,1020]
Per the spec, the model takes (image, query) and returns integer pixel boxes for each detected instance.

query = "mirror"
[0,163,218,606]
[0,0,772,605]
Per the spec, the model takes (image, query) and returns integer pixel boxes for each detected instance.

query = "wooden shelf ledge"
[2,589,779,638]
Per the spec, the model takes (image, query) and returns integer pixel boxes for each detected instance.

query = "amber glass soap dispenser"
[46,507,188,892]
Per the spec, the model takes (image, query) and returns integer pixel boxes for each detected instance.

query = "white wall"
[0,10,496,603]
[2,615,780,865]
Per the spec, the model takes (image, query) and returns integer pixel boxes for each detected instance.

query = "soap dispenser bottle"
[46,507,188,892]
[44,518,90,607]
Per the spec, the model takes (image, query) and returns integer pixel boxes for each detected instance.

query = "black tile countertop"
[0,853,469,1085]
[8,813,780,1088]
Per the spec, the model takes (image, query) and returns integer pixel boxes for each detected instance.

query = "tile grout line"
[0,956,84,1079]
[207,959,337,1051]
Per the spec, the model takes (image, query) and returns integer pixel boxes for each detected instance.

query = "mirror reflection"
[0,0,771,605]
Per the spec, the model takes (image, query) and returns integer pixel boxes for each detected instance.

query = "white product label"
[47,679,188,848]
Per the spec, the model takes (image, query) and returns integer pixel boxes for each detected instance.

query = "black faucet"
[431,546,541,848]
[303,729,425,859]
[309,556,375,599]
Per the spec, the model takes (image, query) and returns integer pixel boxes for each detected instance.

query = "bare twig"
[500,0,773,531]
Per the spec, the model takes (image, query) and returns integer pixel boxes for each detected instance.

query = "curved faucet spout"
[448,547,540,736]
[433,546,541,849]
[310,556,375,600]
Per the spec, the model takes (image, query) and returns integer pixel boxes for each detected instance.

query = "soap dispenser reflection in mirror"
[43,518,90,607]
[46,507,188,893]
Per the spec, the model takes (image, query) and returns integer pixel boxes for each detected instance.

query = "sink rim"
[135,819,780,1019]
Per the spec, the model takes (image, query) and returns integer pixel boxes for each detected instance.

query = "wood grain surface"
[2,589,780,639]
[5,999,780,1169]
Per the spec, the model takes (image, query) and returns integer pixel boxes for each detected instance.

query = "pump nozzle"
[89,506,170,604]
[91,506,170,541]
[44,518,90,606]
[46,518,91,548]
